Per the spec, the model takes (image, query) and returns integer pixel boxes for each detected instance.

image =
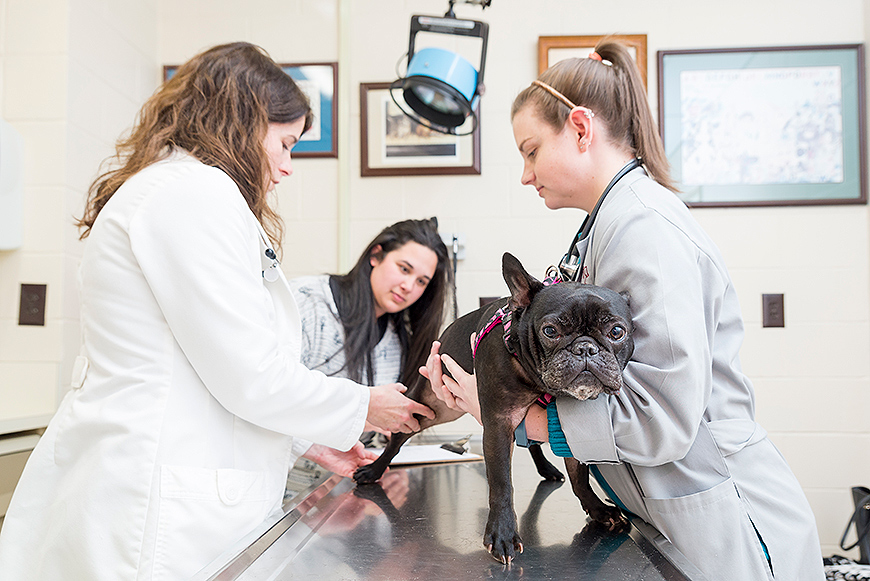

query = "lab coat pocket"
[645,478,773,581]
[152,465,273,581]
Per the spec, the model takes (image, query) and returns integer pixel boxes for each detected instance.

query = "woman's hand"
[303,442,379,479]
[420,339,482,425]
[367,383,435,434]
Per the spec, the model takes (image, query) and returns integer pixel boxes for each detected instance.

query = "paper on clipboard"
[373,444,482,466]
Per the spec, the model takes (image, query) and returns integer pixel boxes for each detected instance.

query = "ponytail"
[512,39,677,192]
[594,42,676,191]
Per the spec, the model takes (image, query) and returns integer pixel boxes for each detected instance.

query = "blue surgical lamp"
[390,2,490,136]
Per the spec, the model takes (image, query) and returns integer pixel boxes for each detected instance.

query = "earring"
[579,139,587,152]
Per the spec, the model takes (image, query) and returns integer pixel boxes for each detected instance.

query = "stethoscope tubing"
[558,158,642,281]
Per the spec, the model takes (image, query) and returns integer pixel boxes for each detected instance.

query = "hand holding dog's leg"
[420,341,457,408]
[367,383,435,434]
[440,354,481,425]
[421,339,483,422]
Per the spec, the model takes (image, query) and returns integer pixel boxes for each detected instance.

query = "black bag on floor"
[840,486,870,565]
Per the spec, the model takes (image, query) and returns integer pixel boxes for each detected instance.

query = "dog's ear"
[502,253,544,309]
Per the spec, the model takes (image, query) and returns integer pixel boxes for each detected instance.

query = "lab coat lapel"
[254,221,302,363]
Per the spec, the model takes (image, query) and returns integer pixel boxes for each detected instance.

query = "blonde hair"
[512,40,676,192]
[77,42,313,251]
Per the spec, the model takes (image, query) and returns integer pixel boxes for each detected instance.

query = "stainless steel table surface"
[197,442,706,581]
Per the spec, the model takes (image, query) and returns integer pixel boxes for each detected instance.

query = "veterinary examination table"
[194,441,706,580]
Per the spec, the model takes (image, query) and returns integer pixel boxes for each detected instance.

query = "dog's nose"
[571,339,599,357]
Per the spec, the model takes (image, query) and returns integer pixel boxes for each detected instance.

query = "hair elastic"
[531,80,594,119]
[588,51,613,66]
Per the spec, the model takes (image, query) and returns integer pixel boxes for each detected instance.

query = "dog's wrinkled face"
[502,253,633,401]
[527,284,633,400]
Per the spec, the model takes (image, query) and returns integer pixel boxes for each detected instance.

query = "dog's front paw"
[484,513,524,564]
[353,463,384,484]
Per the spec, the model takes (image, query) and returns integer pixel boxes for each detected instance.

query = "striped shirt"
[288,275,403,386]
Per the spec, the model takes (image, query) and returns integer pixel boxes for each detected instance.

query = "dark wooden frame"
[658,44,867,207]
[359,82,481,177]
[163,62,338,159]
[537,34,648,87]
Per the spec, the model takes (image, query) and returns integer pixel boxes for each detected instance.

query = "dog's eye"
[542,325,559,339]
[609,325,626,341]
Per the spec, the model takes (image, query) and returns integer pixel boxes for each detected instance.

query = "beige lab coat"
[0,152,369,580]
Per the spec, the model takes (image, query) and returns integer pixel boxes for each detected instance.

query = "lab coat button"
[217,470,243,505]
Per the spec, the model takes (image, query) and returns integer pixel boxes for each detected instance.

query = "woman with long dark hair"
[292,218,451,389]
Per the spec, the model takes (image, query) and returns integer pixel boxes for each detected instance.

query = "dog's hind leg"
[563,457,626,531]
[528,443,564,481]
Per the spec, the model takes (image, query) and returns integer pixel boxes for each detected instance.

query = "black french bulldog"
[354,252,634,564]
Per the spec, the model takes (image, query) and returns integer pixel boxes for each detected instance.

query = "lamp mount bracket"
[445,0,491,17]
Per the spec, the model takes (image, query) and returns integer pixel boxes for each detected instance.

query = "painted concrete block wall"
[0,0,157,434]
[0,0,70,432]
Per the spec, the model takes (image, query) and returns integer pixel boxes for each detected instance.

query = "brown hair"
[511,40,676,192]
[330,218,451,386]
[76,42,313,250]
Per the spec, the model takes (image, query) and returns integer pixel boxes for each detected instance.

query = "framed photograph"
[658,44,866,207]
[359,82,481,177]
[281,62,337,158]
[538,34,647,86]
[162,62,338,158]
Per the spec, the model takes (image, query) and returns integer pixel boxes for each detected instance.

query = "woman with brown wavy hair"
[0,42,432,580]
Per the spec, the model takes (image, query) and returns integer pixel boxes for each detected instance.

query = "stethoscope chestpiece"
[263,247,280,282]
[557,253,581,282]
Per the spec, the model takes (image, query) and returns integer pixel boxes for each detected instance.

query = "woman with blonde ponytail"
[426,40,824,579]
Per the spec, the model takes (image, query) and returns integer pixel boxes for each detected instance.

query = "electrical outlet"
[19,284,47,326]
[762,294,784,328]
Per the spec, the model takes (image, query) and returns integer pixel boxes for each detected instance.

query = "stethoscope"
[554,158,642,282]
[255,221,282,283]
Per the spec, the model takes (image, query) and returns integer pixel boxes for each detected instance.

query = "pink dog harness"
[472,274,561,407]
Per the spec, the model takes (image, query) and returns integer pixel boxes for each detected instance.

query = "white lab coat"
[0,152,369,580]
[553,167,824,580]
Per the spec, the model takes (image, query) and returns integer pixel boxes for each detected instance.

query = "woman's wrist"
[524,405,549,442]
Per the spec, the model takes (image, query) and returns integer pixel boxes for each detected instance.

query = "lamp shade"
[390,14,488,135]
[402,48,478,129]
